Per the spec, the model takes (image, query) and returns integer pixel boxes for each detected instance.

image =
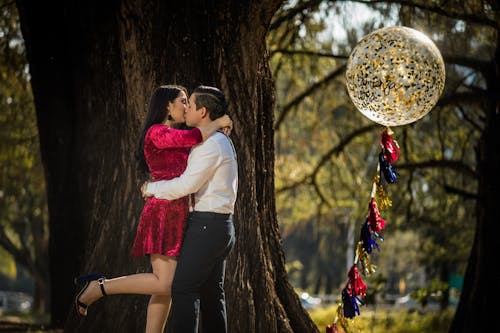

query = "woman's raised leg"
[76,254,177,321]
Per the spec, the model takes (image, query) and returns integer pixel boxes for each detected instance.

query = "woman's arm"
[197,114,233,140]
[149,115,233,149]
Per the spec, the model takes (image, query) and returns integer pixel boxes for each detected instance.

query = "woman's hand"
[217,114,233,136]
[220,126,232,136]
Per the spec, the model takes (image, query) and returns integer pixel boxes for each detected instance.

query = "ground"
[0,317,62,333]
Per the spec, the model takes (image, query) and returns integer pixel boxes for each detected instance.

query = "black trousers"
[171,211,235,333]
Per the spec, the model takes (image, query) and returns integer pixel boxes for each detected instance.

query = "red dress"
[131,124,202,257]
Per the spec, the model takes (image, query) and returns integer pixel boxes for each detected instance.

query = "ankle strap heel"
[98,277,107,296]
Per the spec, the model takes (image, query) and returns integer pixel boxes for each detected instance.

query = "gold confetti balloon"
[345,26,445,127]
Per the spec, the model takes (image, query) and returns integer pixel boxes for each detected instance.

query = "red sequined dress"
[131,124,202,257]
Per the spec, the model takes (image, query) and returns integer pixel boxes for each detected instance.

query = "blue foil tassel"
[379,152,398,183]
[342,288,362,319]
[342,289,359,318]
[360,220,379,254]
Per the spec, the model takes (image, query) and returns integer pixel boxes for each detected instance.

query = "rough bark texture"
[449,24,500,333]
[16,0,319,332]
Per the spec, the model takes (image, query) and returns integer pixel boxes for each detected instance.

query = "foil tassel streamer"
[347,265,367,297]
[356,242,377,276]
[336,305,352,333]
[380,128,400,163]
[360,220,379,254]
[367,198,386,234]
[325,324,341,333]
[372,230,384,242]
[374,175,392,209]
[379,152,398,183]
[341,288,360,319]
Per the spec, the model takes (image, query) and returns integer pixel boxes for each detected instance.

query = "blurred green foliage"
[310,305,455,333]
[269,0,490,310]
[0,2,48,308]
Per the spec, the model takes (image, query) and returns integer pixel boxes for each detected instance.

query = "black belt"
[190,211,231,219]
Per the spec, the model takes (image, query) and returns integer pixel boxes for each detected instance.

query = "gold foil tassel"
[336,305,354,333]
[356,242,377,276]
[374,175,392,210]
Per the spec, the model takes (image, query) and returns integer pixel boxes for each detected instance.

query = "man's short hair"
[192,85,227,120]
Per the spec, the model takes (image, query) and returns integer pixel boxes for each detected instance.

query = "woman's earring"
[167,114,173,120]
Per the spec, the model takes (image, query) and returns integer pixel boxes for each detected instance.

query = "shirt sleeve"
[145,138,220,200]
[149,126,202,149]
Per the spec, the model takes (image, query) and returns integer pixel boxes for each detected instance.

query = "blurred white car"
[300,292,322,309]
[0,291,32,314]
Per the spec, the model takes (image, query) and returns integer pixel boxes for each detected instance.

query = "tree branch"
[276,124,378,194]
[443,55,492,74]
[271,48,349,60]
[457,104,483,132]
[347,0,498,29]
[443,183,479,200]
[396,159,478,179]
[274,64,346,130]
[437,91,487,109]
[311,178,331,207]
[0,226,35,273]
[269,0,323,31]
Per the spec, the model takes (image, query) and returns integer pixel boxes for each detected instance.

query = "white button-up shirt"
[145,131,238,214]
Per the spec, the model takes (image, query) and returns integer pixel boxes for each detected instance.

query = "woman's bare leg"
[146,294,171,333]
[76,254,177,322]
[145,255,177,333]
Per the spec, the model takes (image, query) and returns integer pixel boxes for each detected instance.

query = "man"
[142,85,238,333]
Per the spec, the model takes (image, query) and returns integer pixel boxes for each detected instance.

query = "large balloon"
[345,26,445,127]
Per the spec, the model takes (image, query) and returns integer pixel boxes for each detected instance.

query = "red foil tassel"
[380,129,400,163]
[326,323,341,333]
[347,265,367,297]
[368,198,386,234]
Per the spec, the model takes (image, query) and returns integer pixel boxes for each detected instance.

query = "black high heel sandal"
[74,273,105,286]
[74,274,107,316]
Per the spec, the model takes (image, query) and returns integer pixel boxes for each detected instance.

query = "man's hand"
[141,181,152,200]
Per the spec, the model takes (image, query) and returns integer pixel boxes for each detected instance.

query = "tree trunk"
[449,25,500,332]
[16,1,319,332]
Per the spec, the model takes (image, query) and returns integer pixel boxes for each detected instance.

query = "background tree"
[269,0,499,331]
[0,3,49,313]
[15,0,321,332]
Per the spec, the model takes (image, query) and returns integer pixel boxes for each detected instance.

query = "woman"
[74,85,232,333]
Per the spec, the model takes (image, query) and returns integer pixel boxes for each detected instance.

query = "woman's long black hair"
[135,85,188,177]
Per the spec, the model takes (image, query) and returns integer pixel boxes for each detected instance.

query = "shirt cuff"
[145,182,157,198]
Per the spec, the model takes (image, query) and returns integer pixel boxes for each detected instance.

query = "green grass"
[2,306,454,333]
[309,304,455,333]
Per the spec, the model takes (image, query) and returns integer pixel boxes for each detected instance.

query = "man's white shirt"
[145,131,238,214]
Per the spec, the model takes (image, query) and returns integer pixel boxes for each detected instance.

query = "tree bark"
[449,23,500,333]
[16,0,319,332]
